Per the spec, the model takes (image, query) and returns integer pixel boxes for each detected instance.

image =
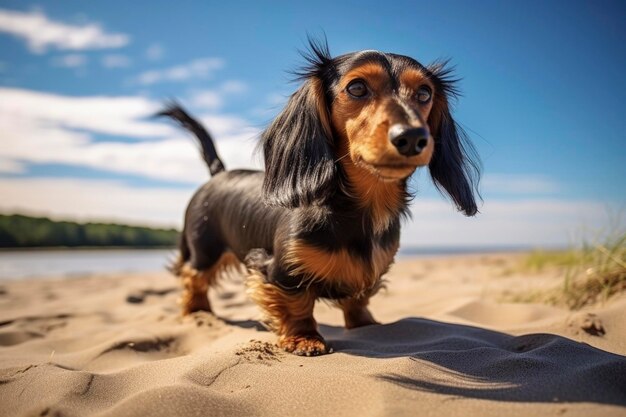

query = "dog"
[160,39,480,356]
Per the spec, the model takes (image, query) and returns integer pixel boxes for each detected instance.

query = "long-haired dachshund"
[160,39,480,356]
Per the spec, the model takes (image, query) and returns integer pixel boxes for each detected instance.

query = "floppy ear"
[427,63,481,216]
[261,46,337,208]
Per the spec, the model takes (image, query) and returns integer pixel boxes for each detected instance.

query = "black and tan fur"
[161,39,480,356]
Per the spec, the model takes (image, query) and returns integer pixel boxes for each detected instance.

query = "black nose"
[388,124,430,157]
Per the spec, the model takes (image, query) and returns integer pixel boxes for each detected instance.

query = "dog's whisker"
[334,152,350,163]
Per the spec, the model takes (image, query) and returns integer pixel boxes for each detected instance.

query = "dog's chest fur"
[281,211,401,298]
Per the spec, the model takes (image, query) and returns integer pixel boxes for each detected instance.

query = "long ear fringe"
[261,79,337,208]
[431,118,482,216]
[427,61,482,216]
[291,35,333,81]
[261,36,337,208]
[427,59,462,101]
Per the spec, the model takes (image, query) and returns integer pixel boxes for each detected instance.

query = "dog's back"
[182,170,284,268]
[161,106,290,314]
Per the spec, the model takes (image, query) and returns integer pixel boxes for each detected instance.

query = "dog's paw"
[278,335,332,356]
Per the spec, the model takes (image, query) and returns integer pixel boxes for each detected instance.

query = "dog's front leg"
[338,296,380,329]
[272,289,328,356]
[246,260,330,356]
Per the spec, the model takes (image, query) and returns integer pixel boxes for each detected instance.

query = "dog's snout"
[388,124,430,157]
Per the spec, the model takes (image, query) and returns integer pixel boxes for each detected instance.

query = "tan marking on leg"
[338,296,379,329]
[180,264,212,315]
[179,252,240,316]
[246,270,329,356]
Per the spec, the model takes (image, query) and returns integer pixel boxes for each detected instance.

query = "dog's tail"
[157,103,226,176]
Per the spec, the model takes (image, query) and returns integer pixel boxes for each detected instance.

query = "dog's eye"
[416,86,432,103]
[346,80,368,98]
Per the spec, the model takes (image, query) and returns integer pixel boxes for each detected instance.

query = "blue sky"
[0,1,624,248]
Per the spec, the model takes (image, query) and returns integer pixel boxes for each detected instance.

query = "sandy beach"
[0,253,625,417]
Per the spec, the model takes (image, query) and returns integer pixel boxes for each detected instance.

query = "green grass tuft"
[512,229,626,310]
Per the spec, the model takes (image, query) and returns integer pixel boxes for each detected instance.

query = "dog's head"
[262,39,480,215]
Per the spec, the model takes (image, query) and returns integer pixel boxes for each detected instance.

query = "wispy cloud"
[101,54,131,68]
[145,43,164,61]
[135,57,224,85]
[251,92,289,118]
[0,87,167,137]
[51,53,87,68]
[0,8,129,53]
[403,198,610,248]
[220,80,247,94]
[189,81,248,110]
[266,92,288,106]
[0,87,260,184]
[0,158,25,174]
[482,174,560,195]
[190,90,222,109]
[0,178,192,227]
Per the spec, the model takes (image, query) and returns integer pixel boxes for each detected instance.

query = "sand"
[0,253,625,417]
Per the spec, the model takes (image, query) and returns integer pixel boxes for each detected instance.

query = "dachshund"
[160,39,480,356]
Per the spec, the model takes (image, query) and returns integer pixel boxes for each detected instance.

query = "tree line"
[0,214,179,248]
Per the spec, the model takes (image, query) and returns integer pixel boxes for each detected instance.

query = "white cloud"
[190,90,222,109]
[251,92,288,118]
[135,57,224,85]
[401,198,613,248]
[0,8,129,53]
[51,53,87,68]
[198,114,258,138]
[101,54,131,68]
[267,92,288,106]
[0,157,25,173]
[0,87,261,184]
[145,43,164,61]
[0,178,192,228]
[220,80,247,94]
[189,81,248,110]
[0,87,171,137]
[482,174,560,195]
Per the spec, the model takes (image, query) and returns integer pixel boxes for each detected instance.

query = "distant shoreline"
[398,245,566,257]
[0,245,566,254]
[0,213,179,249]
[0,246,176,252]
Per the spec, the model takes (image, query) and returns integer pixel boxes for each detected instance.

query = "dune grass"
[512,231,626,310]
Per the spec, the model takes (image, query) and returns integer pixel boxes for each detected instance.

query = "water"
[0,246,537,281]
[397,245,535,258]
[0,249,176,280]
